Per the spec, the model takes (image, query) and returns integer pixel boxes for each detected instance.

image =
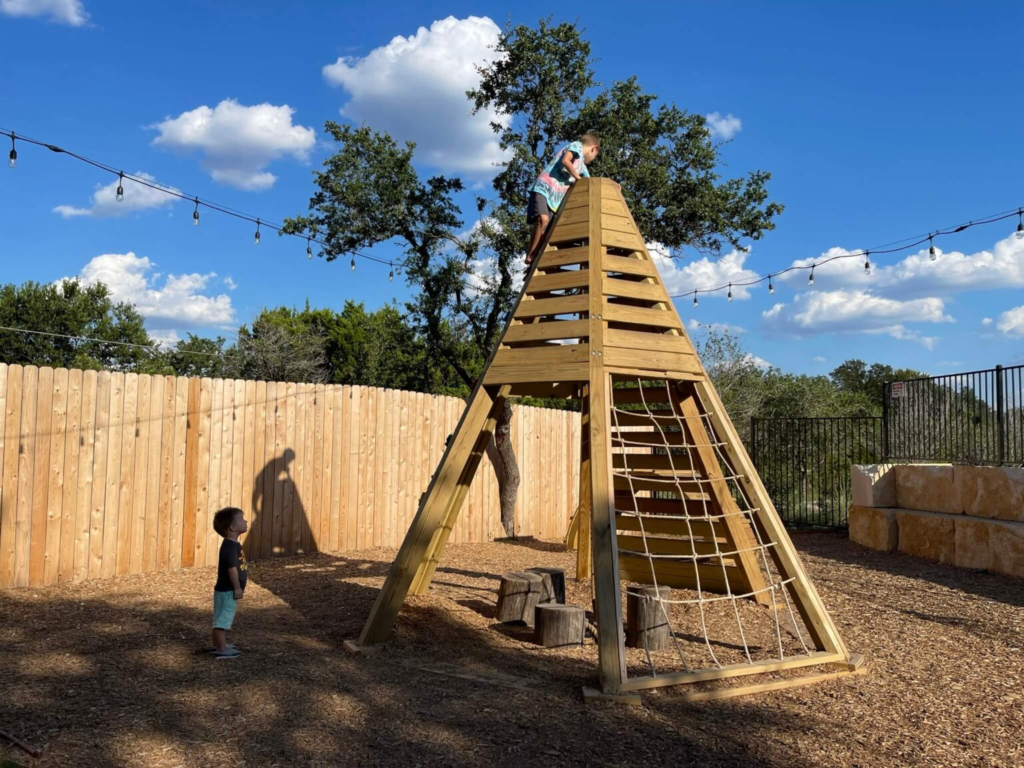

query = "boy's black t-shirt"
[215,539,248,592]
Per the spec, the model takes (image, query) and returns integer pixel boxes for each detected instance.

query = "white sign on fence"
[891,381,906,398]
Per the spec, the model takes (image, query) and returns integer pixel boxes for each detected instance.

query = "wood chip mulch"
[1,532,1021,767]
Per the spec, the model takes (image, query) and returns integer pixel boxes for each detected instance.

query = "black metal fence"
[750,417,883,529]
[883,364,1024,466]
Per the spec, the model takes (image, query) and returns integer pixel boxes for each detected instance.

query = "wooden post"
[626,585,673,651]
[575,385,592,581]
[535,604,586,648]
[496,571,543,624]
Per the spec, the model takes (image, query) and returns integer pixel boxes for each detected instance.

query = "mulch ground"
[1,532,1022,767]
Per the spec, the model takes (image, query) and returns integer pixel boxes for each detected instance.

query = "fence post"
[881,381,890,461]
[995,364,1005,466]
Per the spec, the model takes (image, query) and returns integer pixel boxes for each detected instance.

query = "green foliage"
[163,334,229,379]
[829,359,929,410]
[0,279,158,372]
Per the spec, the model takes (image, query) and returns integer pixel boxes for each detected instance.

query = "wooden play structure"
[348,177,863,701]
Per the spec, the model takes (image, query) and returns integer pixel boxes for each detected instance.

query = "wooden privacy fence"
[0,364,582,590]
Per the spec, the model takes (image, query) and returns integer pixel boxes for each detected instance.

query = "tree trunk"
[487,399,520,538]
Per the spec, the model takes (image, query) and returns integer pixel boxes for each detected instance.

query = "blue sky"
[2,0,1022,375]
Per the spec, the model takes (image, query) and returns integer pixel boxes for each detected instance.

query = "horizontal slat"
[613,475,705,495]
[616,514,724,539]
[600,198,630,218]
[539,247,590,268]
[603,279,670,303]
[618,555,739,591]
[603,302,682,329]
[617,534,739,563]
[603,229,646,251]
[605,328,693,353]
[612,453,694,472]
[602,256,658,278]
[604,347,703,375]
[618,652,848,693]
[550,221,589,242]
[502,319,589,344]
[612,430,688,446]
[483,362,590,385]
[557,206,589,226]
[492,344,589,368]
[612,386,675,405]
[616,496,716,516]
[610,410,683,428]
[514,295,589,319]
[602,213,637,235]
[526,271,590,294]
[506,382,580,399]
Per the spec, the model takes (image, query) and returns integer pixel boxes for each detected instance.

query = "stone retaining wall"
[849,464,1024,579]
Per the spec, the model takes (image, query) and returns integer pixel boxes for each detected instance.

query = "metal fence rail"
[751,417,883,529]
[883,364,1024,466]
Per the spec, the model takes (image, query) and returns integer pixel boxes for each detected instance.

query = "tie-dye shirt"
[530,140,591,212]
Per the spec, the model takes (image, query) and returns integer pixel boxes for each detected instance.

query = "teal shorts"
[212,590,238,630]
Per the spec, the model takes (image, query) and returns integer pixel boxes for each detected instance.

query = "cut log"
[626,585,674,651]
[534,604,587,648]
[526,566,566,605]
[496,571,544,625]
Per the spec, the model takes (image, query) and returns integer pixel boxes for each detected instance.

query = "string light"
[808,265,815,286]
[727,283,733,301]
[307,237,313,259]
[350,256,356,271]
[254,218,261,245]
[693,291,699,308]
[388,261,394,282]
[193,197,200,226]
[929,234,936,261]
[8,132,16,169]
[768,274,774,295]
[115,171,124,202]
[1017,209,1023,241]
[864,251,871,275]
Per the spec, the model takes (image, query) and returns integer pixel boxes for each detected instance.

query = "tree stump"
[626,585,673,651]
[534,604,586,648]
[526,567,566,605]
[496,571,544,625]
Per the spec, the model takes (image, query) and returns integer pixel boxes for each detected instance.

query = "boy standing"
[525,133,600,265]
[211,507,248,659]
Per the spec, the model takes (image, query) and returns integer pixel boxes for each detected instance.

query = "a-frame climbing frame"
[348,177,862,700]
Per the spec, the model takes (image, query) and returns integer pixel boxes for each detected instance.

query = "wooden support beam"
[618,651,847,692]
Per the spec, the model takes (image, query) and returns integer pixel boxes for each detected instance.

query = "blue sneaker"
[213,647,242,660]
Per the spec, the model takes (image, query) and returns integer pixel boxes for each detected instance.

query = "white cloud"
[706,112,742,140]
[762,289,952,347]
[744,353,771,370]
[323,16,508,175]
[996,306,1024,338]
[780,233,1024,298]
[61,253,235,334]
[0,0,87,25]
[223,276,237,291]
[650,244,759,299]
[982,317,993,326]
[813,356,826,363]
[150,99,316,190]
[687,319,746,335]
[148,329,181,347]
[53,171,178,218]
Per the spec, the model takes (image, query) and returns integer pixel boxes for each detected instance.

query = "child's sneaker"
[213,647,242,660]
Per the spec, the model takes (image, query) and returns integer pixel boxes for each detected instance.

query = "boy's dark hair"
[580,132,601,147]
[213,507,243,537]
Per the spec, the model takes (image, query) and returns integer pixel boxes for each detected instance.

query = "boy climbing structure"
[347,177,863,702]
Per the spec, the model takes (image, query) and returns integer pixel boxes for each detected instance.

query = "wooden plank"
[615,513,729,541]
[155,376,175,573]
[270,382,286,554]
[502,320,590,345]
[555,205,590,226]
[537,246,590,269]
[605,328,695,354]
[599,198,630,218]
[116,374,138,576]
[168,376,188,571]
[193,379,213,567]
[492,344,589,369]
[100,372,125,580]
[612,474,706,495]
[219,378,235,514]
[484,361,590,385]
[514,294,589,319]
[12,366,39,588]
[619,651,847,692]
[611,386,673,406]
[602,255,657,278]
[260,381,278,558]
[143,374,164,573]
[587,178,628,692]
[28,367,53,586]
[310,383,324,551]
[231,379,245,508]
[0,365,6,585]
[180,377,200,568]
[602,302,681,330]
[44,369,68,586]
[664,665,867,704]
[206,377,224,563]
[291,382,305,553]
[611,430,691,447]
[330,385,344,551]
[344,385,359,553]
[617,555,738,591]
[248,380,267,559]
[601,212,638,236]
[602,228,645,251]
[87,372,110,582]
[73,370,96,582]
[612,453,694,472]
[525,270,590,294]
[603,277,669,303]
[0,365,24,588]
[283,382,298,554]
[549,220,589,243]
[604,347,703,375]
[57,370,81,583]
[617,533,739,561]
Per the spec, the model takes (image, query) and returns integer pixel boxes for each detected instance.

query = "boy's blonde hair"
[580,132,601,147]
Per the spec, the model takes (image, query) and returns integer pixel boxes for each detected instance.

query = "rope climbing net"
[610,376,816,680]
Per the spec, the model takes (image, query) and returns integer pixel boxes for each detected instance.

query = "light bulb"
[307,238,313,259]
[116,172,124,202]
[350,256,356,271]
[693,292,699,308]
[388,263,394,282]
[768,275,775,295]
[864,252,871,275]
[929,235,936,261]
[254,219,261,245]
[8,133,15,169]
[1017,211,1023,240]
[193,198,200,227]
[808,266,815,286]
[727,284,733,301]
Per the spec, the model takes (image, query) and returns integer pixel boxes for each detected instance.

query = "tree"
[162,334,228,379]
[830,359,928,411]
[0,279,159,372]
[226,311,329,384]
[286,19,784,537]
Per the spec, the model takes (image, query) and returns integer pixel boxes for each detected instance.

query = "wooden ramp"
[350,178,858,700]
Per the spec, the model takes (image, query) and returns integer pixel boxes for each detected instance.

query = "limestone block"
[848,506,898,552]
[954,517,1024,578]
[955,465,1024,523]
[895,464,961,515]
[850,464,896,508]
[895,509,956,564]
